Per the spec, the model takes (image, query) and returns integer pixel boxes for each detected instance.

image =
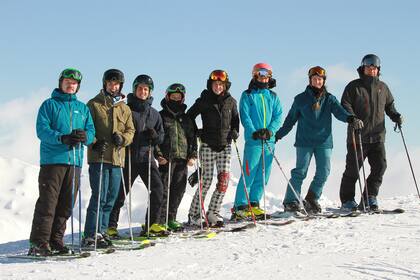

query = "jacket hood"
[51,88,78,101]
[127,93,153,112]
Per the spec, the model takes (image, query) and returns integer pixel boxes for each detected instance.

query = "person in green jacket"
[82,69,135,248]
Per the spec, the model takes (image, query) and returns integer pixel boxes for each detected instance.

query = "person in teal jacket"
[276,66,363,213]
[232,63,282,220]
[29,68,95,256]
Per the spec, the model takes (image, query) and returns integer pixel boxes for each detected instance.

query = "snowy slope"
[0,156,420,279]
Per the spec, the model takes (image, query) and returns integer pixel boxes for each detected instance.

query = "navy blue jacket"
[127,94,164,163]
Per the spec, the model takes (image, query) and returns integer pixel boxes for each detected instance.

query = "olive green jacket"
[87,90,135,167]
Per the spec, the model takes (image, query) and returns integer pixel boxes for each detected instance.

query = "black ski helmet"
[165,83,186,103]
[102,69,124,92]
[132,74,154,93]
[59,68,82,93]
[207,70,231,92]
[361,54,381,69]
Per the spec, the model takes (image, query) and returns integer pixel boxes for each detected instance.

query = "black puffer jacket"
[187,89,239,151]
[127,94,164,163]
[341,68,401,144]
[156,99,197,160]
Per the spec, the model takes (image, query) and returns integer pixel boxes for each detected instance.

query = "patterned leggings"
[188,143,231,218]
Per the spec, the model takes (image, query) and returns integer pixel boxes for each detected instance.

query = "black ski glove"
[61,131,81,147]
[392,114,403,126]
[145,128,159,142]
[227,130,239,141]
[348,116,364,130]
[112,132,124,147]
[74,129,87,143]
[252,129,272,140]
[188,167,202,187]
[92,140,108,154]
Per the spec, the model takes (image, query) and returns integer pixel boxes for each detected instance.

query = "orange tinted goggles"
[308,66,326,77]
[210,70,228,82]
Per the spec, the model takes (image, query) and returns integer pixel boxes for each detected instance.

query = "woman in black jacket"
[187,70,239,227]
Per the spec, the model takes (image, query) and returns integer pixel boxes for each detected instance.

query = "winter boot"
[283,201,303,213]
[82,233,110,248]
[188,214,207,227]
[167,220,183,232]
[140,224,170,237]
[230,206,252,221]
[207,212,224,227]
[359,196,378,211]
[50,240,71,255]
[106,227,120,239]
[28,242,53,256]
[303,191,322,214]
[341,200,358,212]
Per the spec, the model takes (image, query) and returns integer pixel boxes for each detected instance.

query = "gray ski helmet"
[361,54,381,69]
[103,69,124,92]
[132,74,154,93]
[59,68,82,93]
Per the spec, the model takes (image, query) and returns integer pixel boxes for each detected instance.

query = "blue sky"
[1,0,419,167]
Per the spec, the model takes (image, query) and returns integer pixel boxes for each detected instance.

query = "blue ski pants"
[283,147,332,204]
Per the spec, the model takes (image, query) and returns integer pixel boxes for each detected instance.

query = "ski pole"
[94,152,104,251]
[147,141,152,238]
[351,130,366,212]
[196,137,209,229]
[77,143,82,254]
[233,140,256,224]
[128,146,132,226]
[118,148,133,243]
[357,130,370,210]
[261,140,267,222]
[265,141,309,216]
[70,146,76,254]
[165,160,172,229]
[352,129,366,212]
[394,123,420,199]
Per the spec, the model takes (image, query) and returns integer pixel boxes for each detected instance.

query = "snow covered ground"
[0,156,420,279]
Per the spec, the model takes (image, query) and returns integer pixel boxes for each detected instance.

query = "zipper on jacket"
[260,94,267,128]
[68,100,73,165]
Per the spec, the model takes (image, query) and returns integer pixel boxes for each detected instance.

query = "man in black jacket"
[340,54,403,211]
[187,70,239,227]
[108,74,167,236]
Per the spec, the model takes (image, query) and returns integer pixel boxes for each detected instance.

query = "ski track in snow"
[1,156,420,279]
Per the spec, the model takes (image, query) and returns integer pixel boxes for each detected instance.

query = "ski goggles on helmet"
[209,70,229,82]
[166,83,186,95]
[308,66,326,78]
[60,68,82,82]
[255,68,272,78]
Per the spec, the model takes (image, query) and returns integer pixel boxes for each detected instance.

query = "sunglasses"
[210,70,228,82]
[61,69,82,82]
[167,84,186,94]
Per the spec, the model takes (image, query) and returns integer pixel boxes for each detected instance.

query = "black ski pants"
[339,142,387,203]
[30,164,80,246]
[158,159,188,222]
[109,159,164,228]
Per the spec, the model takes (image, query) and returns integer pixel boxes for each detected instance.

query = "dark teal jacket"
[276,86,350,148]
[36,89,95,167]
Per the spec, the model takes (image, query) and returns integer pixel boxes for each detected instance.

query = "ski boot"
[167,220,184,232]
[341,200,358,212]
[28,242,53,256]
[140,223,170,237]
[207,212,224,228]
[106,227,121,239]
[50,240,71,255]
